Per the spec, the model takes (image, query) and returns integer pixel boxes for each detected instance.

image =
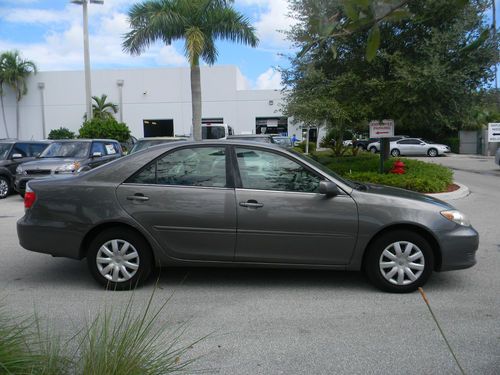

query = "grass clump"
[310,150,453,193]
[0,288,200,375]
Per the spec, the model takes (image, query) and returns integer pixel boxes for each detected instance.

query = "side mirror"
[11,153,23,159]
[319,181,341,196]
[92,152,102,158]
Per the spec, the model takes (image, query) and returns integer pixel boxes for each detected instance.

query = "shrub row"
[311,151,453,193]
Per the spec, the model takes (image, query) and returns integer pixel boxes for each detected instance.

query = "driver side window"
[235,148,321,193]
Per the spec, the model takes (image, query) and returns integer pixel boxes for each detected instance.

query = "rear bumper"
[437,225,479,271]
[17,215,85,259]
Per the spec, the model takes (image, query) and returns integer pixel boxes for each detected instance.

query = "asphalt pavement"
[0,154,499,374]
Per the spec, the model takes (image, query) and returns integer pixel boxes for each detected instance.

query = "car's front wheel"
[87,228,153,290]
[391,149,400,157]
[364,230,434,293]
[0,176,11,199]
[427,148,438,157]
[369,147,378,153]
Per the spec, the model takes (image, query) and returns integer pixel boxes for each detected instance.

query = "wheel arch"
[361,223,442,271]
[79,222,157,265]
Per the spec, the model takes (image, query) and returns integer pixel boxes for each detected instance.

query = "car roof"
[0,139,50,144]
[228,134,273,138]
[49,139,119,143]
[136,137,190,141]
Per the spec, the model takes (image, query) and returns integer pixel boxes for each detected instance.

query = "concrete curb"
[425,182,470,200]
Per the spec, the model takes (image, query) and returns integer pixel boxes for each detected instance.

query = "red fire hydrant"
[390,160,406,174]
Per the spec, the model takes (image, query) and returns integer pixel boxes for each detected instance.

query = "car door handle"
[239,200,264,208]
[126,194,149,202]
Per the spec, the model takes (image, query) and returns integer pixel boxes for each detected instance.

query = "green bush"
[79,117,131,143]
[295,140,316,153]
[47,127,75,140]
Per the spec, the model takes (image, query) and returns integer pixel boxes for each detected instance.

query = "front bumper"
[437,225,479,271]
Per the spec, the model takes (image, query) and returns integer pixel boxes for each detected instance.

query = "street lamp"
[37,82,46,138]
[116,79,124,122]
[70,0,104,121]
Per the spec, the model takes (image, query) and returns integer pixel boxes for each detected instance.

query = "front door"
[117,146,236,261]
[233,147,358,265]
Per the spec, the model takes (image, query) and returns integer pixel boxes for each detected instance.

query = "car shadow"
[150,266,373,292]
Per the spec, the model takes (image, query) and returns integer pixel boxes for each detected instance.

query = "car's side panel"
[116,184,237,261]
[235,189,358,264]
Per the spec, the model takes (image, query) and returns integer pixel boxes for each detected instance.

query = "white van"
[201,123,233,140]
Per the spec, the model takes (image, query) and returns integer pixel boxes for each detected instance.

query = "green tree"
[0,51,37,139]
[283,0,498,139]
[122,0,258,140]
[89,94,118,120]
[79,117,131,143]
[48,127,76,140]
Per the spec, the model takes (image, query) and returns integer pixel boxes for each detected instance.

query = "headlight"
[55,162,80,173]
[441,210,470,227]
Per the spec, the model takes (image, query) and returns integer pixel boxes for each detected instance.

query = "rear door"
[233,146,358,265]
[116,145,237,261]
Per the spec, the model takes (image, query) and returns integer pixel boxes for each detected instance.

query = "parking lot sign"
[488,123,500,142]
[369,120,394,138]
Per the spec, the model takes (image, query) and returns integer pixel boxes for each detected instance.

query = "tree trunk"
[190,59,202,141]
[0,94,9,138]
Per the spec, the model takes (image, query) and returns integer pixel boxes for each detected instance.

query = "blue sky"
[0,0,295,89]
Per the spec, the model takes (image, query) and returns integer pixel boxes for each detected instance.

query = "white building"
[0,65,320,141]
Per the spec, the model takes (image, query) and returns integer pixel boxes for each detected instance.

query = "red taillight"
[24,191,36,209]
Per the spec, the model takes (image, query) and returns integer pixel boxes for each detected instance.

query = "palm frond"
[205,7,259,48]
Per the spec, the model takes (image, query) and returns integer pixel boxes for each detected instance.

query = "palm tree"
[90,94,118,120]
[0,51,37,139]
[123,0,258,140]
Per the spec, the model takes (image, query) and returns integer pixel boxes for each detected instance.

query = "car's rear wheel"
[87,228,153,290]
[391,149,400,157]
[364,230,434,293]
[427,148,438,157]
[0,176,11,199]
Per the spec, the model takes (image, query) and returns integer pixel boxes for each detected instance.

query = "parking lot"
[0,154,499,374]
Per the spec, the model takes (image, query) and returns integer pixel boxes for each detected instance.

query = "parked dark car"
[14,139,122,195]
[129,137,188,154]
[17,141,478,292]
[0,139,50,199]
[227,134,276,144]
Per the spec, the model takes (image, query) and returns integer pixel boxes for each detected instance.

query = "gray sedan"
[390,138,451,157]
[17,141,478,293]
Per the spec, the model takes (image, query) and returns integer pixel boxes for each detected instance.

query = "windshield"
[40,142,90,158]
[0,144,11,160]
[202,126,226,139]
[291,150,359,189]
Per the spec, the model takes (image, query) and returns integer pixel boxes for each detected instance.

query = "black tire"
[391,149,400,157]
[364,230,434,293]
[87,228,153,290]
[369,147,378,153]
[0,176,11,199]
[427,148,438,157]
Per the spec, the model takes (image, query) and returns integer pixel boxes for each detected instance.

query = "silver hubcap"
[0,179,8,197]
[379,241,425,285]
[96,239,140,282]
[429,149,437,156]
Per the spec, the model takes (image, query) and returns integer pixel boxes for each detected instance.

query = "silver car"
[389,138,450,157]
[17,141,478,293]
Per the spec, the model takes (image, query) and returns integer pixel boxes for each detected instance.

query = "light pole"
[70,0,104,121]
[117,79,124,122]
[37,82,46,138]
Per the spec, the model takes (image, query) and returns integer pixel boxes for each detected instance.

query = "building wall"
[0,65,288,140]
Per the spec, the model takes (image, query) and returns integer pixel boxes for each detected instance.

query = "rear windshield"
[0,144,11,160]
[40,142,90,158]
[202,126,225,139]
[130,139,183,154]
